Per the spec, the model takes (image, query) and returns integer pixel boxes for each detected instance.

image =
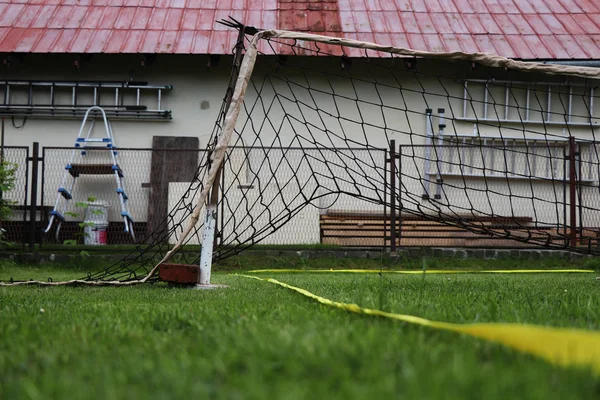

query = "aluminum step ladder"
[44,106,135,241]
[1,79,172,120]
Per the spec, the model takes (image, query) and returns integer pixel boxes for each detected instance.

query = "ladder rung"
[50,210,65,222]
[76,138,111,143]
[0,108,172,120]
[58,188,72,200]
[116,188,128,200]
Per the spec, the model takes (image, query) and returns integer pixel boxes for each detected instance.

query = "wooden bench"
[318,211,575,248]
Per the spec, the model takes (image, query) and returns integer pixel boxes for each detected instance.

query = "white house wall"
[1,54,229,149]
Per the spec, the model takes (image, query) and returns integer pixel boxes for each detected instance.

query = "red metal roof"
[0,0,599,59]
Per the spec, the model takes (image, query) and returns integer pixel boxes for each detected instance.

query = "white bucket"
[83,222,108,245]
[83,201,109,245]
[85,201,109,223]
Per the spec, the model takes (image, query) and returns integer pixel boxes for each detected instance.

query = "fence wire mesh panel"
[60,29,600,282]
[397,143,600,248]
[42,147,206,246]
[1,146,29,244]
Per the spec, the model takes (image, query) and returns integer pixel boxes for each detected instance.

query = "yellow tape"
[248,268,595,274]
[236,274,600,375]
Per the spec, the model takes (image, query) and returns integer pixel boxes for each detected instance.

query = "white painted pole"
[199,204,217,285]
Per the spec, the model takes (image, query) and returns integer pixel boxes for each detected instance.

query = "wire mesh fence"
[1,146,29,245]
[397,144,578,249]
[41,147,206,245]
[0,143,597,250]
[219,147,387,250]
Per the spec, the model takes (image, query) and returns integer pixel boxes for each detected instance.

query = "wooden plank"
[321,220,482,229]
[320,218,533,227]
[322,237,388,246]
[147,136,199,240]
[320,224,557,234]
[321,212,533,224]
[322,230,386,238]
[399,238,467,247]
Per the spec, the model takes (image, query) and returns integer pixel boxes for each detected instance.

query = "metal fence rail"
[41,146,206,245]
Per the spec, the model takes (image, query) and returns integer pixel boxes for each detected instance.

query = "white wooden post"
[199,204,217,285]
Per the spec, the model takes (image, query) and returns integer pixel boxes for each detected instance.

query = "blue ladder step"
[121,212,134,224]
[58,188,72,200]
[66,164,122,177]
[116,188,128,200]
[112,165,124,177]
[50,210,65,222]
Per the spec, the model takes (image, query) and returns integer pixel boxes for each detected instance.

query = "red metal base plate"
[159,263,199,284]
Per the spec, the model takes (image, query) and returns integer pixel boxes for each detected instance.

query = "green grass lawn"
[0,258,599,399]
